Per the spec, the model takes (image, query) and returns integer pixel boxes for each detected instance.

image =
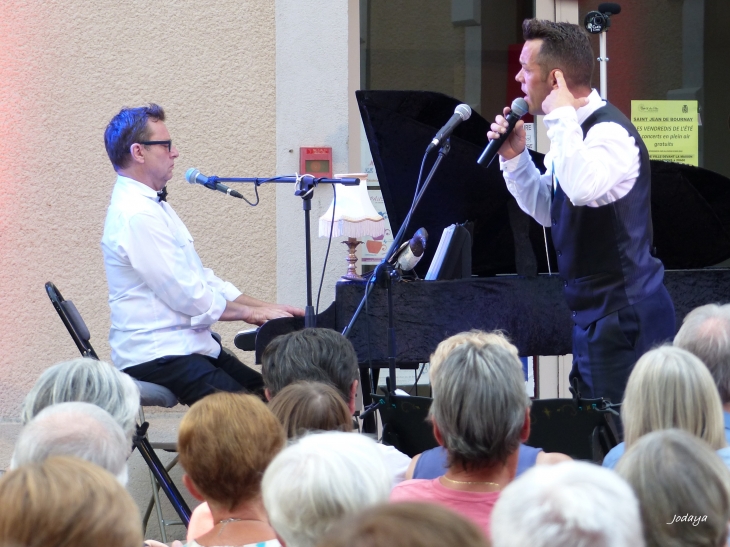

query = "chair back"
[527,398,619,462]
[45,282,98,359]
[373,393,438,457]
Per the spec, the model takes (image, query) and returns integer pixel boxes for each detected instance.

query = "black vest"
[550,103,664,328]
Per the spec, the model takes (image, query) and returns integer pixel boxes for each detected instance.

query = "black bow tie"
[157,187,168,202]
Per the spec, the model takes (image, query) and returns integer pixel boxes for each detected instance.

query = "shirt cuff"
[191,290,228,327]
[500,148,531,173]
[219,282,242,302]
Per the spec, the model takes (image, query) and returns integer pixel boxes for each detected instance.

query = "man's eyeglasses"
[138,140,172,152]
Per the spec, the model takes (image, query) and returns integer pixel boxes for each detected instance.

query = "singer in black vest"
[489,20,675,405]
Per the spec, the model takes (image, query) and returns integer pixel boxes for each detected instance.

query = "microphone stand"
[208,174,359,328]
[345,140,452,419]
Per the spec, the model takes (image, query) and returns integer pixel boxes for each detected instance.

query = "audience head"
[317,502,491,547]
[262,431,391,547]
[261,328,359,412]
[616,429,730,547]
[674,303,730,404]
[622,345,725,449]
[429,338,530,471]
[178,392,285,511]
[491,461,644,547]
[0,456,142,547]
[268,381,352,438]
[429,329,518,383]
[11,401,131,485]
[21,357,140,437]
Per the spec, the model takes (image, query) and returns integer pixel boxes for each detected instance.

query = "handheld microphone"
[427,104,472,152]
[393,228,428,272]
[185,168,244,199]
[477,98,529,168]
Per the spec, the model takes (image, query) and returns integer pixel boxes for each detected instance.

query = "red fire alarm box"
[300,147,333,178]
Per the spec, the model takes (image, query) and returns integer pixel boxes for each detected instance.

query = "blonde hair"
[429,330,518,384]
[0,456,142,547]
[622,345,726,449]
[178,392,286,510]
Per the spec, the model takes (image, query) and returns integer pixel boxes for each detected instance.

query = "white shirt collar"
[115,175,160,201]
[575,89,607,125]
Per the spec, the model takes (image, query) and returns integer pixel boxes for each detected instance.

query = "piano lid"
[357,89,730,276]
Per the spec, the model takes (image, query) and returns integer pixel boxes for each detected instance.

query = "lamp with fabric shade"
[319,174,385,281]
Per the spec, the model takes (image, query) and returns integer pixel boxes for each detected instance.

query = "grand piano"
[250,90,730,389]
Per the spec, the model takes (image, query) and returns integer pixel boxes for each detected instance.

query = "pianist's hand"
[487,107,526,161]
[275,303,305,317]
[242,305,294,326]
[220,300,293,325]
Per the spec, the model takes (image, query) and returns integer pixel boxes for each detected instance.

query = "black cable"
[409,362,426,395]
[316,184,336,315]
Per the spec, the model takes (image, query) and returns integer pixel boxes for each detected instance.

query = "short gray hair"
[674,303,730,403]
[21,358,140,436]
[616,429,730,547]
[262,431,391,547]
[491,461,644,547]
[11,402,130,484]
[429,341,529,469]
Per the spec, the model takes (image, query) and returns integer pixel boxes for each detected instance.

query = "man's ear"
[549,69,559,88]
[348,379,359,415]
[129,142,145,164]
[264,388,272,402]
[182,474,205,502]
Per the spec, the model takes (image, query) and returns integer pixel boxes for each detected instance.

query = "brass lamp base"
[341,237,364,281]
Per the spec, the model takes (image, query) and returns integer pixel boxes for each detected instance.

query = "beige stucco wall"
[0,1,278,420]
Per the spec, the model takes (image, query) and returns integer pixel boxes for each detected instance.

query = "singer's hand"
[487,108,526,161]
[541,71,590,115]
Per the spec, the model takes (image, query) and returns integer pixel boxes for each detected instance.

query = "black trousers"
[570,285,676,405]
[124,347,264,406]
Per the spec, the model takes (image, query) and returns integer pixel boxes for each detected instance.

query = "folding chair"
[527,394,620,463]
[369,392,438,458]
[45,282,191,538]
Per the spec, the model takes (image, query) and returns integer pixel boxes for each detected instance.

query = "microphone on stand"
[391,228,428,273]
[427,104,472,153]
[185,168,244,199]
[477,98,530,168]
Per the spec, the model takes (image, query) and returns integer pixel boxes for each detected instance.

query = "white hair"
[491,461,645,547]
[11,402,130,485]
[21,357,140,437]
[262,431,391,547]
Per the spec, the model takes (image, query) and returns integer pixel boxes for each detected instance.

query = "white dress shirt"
[500,89,641,227]
[102,176,242,370]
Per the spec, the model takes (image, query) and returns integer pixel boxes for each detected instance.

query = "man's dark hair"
[261,328,359,403]
[104,104,165,170]
[523,19,594,89]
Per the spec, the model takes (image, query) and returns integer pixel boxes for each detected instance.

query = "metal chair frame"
[44,282,191,536]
